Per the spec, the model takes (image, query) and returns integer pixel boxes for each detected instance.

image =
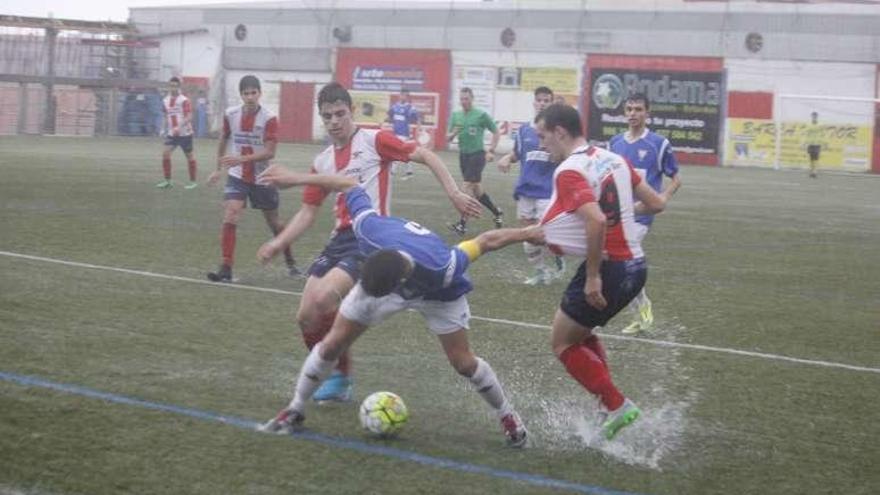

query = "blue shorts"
[223,175,279,210]
[307,229,364,280]
[560,258,647,328]
[163,135,193,153]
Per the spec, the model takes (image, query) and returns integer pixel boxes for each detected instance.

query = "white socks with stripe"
[468,357,514,418]
[523,241,546,270]
[288,342,337,413]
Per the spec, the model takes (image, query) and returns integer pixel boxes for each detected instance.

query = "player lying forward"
[256,165,541,447]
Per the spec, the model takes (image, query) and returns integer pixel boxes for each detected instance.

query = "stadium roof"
[0,14,136,33]
[130,0,880,15]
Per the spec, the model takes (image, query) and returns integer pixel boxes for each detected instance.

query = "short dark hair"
[239,75,261,93]
[361,249,410,297]
[318,82,353,109]
[169,76,181,84]
[534,86,553,98]
[535,103,582,137]
[625,92,650,111]
[460,87,474,97]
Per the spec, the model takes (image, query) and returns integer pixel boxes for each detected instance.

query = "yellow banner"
[726,118,872,171]
[520,67,578,94]
[349,90,440,128]
[350,91,391,126]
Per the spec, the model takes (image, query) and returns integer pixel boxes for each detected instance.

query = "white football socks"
[468,357,514,418]
[635,288,648,305]
[627,288,649,313]
[288,342,337,413]
[523,241,546,270]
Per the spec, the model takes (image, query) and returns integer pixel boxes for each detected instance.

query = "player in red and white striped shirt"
[257,82,480,402]
[156,77,198,189]
[205,75,298,282]
[534,104,671,440]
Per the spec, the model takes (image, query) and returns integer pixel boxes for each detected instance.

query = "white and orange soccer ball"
[359,391,409,437]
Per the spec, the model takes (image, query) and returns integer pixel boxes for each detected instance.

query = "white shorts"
[339,283,470,335]
[516,197,552,221]
[632,222,650,244]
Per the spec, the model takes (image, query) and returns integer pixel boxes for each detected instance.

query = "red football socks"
[582,334,608,370]
[559,341,624,411]
[187,159,197,181]
[220,222,236,267]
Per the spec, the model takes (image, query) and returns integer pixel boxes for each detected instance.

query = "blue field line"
[0,370,647,495]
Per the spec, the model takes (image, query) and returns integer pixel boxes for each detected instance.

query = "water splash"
[577,399,691,470]
[506,319,698,470]
[522,390,694,470]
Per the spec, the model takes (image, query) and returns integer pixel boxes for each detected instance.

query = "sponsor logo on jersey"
[593,155,617,178]
[525,150,551,162]
[233,133,263,146]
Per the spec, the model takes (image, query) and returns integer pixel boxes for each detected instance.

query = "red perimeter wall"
[335,48,452,150]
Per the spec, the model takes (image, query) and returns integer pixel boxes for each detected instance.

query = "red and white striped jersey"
[162,95,193,137]
[302,128,415,232]
[222,105,278,184]
[541,145,644,261]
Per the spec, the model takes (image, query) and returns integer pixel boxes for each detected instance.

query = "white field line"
[2,250,878,375]
[473,315,880,374]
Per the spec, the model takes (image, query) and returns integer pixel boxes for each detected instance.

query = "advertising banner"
[351,66,425,91]
[587,69,723,158]
[350,90,439,128]
[392,93,439,127]
[350,90,391,126]
[726,118,872,171]
[337,48,451,148]
[585,55,724,165]
[453,66,496,115]
[521,67,578,94]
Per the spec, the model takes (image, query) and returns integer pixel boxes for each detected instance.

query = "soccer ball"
[359,391,409,437]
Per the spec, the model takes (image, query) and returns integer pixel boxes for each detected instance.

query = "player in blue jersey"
[498,86,565,285]
[256,168,535,447]
[386,88,421,180]
[608,93,682,333]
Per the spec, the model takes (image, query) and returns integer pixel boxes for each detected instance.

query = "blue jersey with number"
[347,186,472,301]
[609,129,679,226]
[512,123,556,200]
[387,102,419,139]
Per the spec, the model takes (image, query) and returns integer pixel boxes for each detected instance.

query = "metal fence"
[0,83,213,137]
[0,23,171,137]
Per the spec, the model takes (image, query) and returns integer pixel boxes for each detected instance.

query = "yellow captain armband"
[457,239,482,262]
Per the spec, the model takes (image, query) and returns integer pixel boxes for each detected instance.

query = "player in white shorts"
[386,88,422,180]
[256,82,480,403]
[609,92,681,333]
[498,85,564,285]
[257,170,543,448]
